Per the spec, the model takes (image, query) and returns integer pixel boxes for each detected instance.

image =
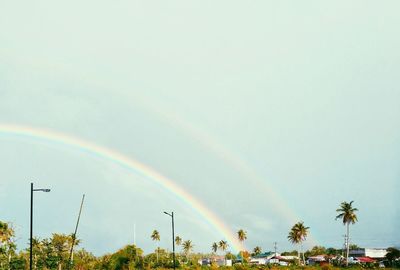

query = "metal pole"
[172,212,175,270]
[30,183,33,270]
[68,194,85,269]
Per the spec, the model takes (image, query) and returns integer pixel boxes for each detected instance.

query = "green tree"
[182,240,193,261]
[281,250,298,256]
[50,233,79,270]
[218,240,228,265]
[0,221,14,243]
[72,249,97,270]
[150,230,160,263]
[237,229,247,263]
[108,245,143,270]
[150,230,160,242]
[93,254,111,270]
[386,247,400,265]
[336,201,358,266]
[288,221,309,265]
[225,252,236,260]
[0,221,16,270]
[175,236,182,247]
[9,254,26,270]
[326,247,341,256]
[31,237,45,270]
[218,240,228,254]
[306,246,327,257]
[211,242,218,254]
[237,229,247,242]
[349,244,360,250]
[253,246,262,256]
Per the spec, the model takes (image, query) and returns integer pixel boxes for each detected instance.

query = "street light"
[163,211,175,269]
[30,183,50,270]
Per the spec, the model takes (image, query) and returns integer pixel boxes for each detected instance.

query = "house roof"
[271,255,297,261]
[308,255,326,261]
[357,257,376,263]
[252,252,274,258]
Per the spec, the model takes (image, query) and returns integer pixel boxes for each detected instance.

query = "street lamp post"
[30,183,50,270]
[163,211,175,269]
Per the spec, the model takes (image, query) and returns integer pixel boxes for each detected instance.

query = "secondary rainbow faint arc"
[1,59,315,245]
[0,123,243,252]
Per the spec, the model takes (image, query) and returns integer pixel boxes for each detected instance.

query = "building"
[349,248,388,259]
[307,255,328,265]
[250,252,276,265]
[197,256,232,266]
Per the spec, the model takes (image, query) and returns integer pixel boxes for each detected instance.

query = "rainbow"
[135,95,319,245]
[0,62,316,246]
[0,123,243,252]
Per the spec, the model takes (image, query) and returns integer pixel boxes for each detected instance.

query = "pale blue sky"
[0,1,399,255]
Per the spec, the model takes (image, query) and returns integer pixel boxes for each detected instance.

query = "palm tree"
[182,240,193,262]
[151,230,160,262]
[237,229,247,242]
[218,240,228,264]
[211,242,218,254]
[175,236,182,247]
[336,201,358,266]
[287,229,300,263]
[237,229,247,263]
[253,246,262,256]
[287,221,309,265]
[218,240,228,253]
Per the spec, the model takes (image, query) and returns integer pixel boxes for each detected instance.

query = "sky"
[0,1,399,256]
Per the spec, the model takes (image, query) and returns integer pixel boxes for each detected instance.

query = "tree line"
[1,201,399,269]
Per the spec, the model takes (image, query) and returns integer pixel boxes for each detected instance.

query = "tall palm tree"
[218,240,228,253]
[151,230,160,262]
[287,229,300,263]
[336,201,358,266]
[253,246,262,256]
[175,236,182,247]
[237,229,247,243]
[182,240,193,261]
[237,229,247,263]
[211,242,218,254]
[218,240,229,265]
[287,221,309,265]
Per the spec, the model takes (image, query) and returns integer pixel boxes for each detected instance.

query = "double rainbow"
[0,123,243,252]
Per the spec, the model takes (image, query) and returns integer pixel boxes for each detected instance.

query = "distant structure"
[250,252,298,266]
[198,256,232,266]
[250,252,275,265]
[349,248,388,259]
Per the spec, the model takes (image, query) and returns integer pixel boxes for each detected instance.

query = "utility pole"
[274,242,278,257]
[164,211,175,270]
[68,194,85,270]
[30,183,50,270]
[30,183,33,270]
